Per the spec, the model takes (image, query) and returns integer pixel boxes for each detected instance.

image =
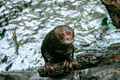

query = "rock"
[38,53,120,77]
[0,64,120,80]
[108,43,120,50]
[0,71,33,80]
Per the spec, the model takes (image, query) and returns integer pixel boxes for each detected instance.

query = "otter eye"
[61,32,65,36]
[58,33,64,39]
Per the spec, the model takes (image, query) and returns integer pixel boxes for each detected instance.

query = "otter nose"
[66,36,71,40]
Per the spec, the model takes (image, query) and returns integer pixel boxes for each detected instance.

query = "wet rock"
[108,43,120,50]
[78,64,120,80]
[38,52,120,78]
[0,64,119,80]
[0,71,35,80]
[76,54,102,69]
